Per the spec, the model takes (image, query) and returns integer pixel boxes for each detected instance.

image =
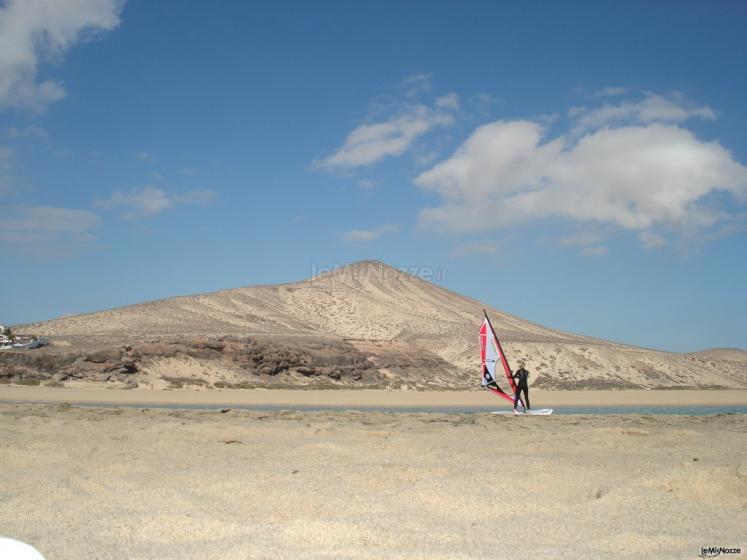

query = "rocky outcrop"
[0,345,140,387]
[0,335,381,389]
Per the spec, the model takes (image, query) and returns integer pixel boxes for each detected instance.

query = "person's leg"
[513,388,521,409]
[523,386,530,410]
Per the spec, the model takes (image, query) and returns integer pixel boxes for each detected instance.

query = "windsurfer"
[512,362,530,411]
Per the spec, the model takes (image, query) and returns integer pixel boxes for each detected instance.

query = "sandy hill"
[691,348,747,363]
[9,261,747,391]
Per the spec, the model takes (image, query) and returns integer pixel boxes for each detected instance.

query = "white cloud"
[557,230,613,255]
[356,179,375,189]
[95,186,170,218]
[416,120,563,203]
[473,92,498,113]
[414,149,440,168]
[400,73,432,97]
[536,113,559,125]
[0,0,124,111]
[7,124,49,141]
[580,246,608,257]
[435,92,460,111]
[0,205,100,257]
[134,151,155,163]
[571,93,716,134]
[173,189,215,206]
[341,224,398,242]
[568,106,586,118]
[450,239,499,258]
[94,186,216,219]
[315,104,456,170]
[558,230,608,248]
[639,231,667,250]
[416,119,747,247]
[589,86,630,98]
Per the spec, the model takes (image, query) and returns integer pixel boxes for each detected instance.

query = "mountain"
[6,261,747,390]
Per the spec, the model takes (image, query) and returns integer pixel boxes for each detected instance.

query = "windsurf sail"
[479,310,524,409]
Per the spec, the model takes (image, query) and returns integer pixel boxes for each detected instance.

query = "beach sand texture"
[1,404,745,559]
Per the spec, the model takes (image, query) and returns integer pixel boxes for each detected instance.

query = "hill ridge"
[14,260,747,390]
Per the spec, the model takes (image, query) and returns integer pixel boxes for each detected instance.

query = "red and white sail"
[479,310,523,407]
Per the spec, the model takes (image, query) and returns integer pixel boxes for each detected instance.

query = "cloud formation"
[435,92,460,111]
[0,205,100,257]
[638,230,667,250]
[0,0,123,111]
[134,151,155,163]
[95,186,215,219]
[416,95,747,248]
[589,86,630,98]
[341,224,398,242]
[7,124,49,141]
[580,246,608,258]
[316,102,457,170]
[570,93,715,135]
[400,73,432,97]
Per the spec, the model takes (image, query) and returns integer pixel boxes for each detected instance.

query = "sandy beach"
[2,385,747,408]
[1,402,745,559]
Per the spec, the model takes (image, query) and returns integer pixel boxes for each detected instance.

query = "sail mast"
[483,310,518,394]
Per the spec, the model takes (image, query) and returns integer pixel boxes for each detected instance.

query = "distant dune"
[6,260,746,390]
[690,348,747,363]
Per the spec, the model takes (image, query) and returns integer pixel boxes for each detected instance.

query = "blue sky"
[1,0,746,352]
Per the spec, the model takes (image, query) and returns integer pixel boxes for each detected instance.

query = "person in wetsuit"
[512,361,530,411]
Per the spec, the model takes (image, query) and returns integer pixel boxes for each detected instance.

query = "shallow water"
[60,402,747,415]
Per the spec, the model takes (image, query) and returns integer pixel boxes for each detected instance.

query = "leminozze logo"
[700,546,742,558]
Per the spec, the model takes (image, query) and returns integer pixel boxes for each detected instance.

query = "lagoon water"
[62,402,747,415]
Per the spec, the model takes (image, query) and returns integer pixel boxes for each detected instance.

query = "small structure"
[0,324,49,351]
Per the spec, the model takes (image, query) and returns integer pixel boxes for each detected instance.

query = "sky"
[1,0,746,352]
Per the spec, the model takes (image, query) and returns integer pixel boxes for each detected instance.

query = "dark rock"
[84,350,119,364]
[119,362,137,374]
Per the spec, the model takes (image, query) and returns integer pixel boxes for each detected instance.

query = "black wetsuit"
[513,368,530,410]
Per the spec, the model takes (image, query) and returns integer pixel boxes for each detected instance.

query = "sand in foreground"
[1,404,745,559]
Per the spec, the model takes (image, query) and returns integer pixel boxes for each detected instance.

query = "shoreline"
[1,386,747,408]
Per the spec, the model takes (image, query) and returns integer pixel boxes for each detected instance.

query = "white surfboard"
[492,408,554,415]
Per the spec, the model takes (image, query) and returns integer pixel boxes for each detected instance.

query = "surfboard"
[492,408,554,415]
